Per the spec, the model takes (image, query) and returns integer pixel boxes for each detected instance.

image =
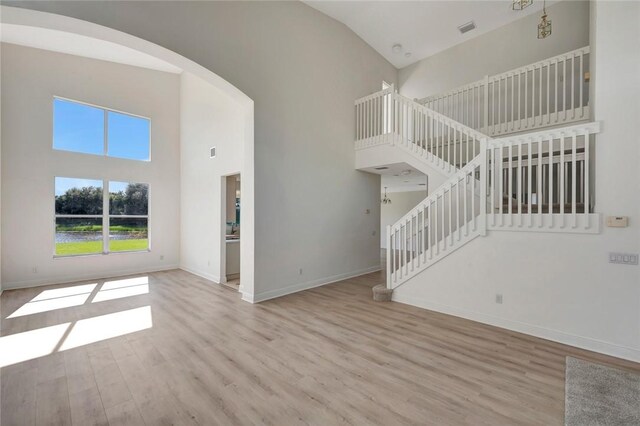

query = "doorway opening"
[222,174,241,291]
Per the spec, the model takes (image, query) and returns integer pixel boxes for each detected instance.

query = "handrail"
[385,116,600,289]
[490,121,600,143]
[355,86,394,104]
[386,147,486,289]
[391,154,484,227]
[354,88,600,289]
[394,92,488,142]
[355,88,486,175]
[417,46,590,104]
[416,46,591,137]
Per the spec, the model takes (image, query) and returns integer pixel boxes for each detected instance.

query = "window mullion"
[103,180,109,254]
[104,109,108,156]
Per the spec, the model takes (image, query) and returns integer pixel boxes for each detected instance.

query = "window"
[108,181,149,253]
[53,98,150,161]
[55,177,103,256]
[55,177,149,256]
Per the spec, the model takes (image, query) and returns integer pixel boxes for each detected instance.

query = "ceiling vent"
[374,166,389,170]
[458,21,476,35]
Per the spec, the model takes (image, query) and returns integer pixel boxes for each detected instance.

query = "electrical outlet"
[160,255,164,261]
[299,268,303,275]
[609,252,639,265]
[372,230,376,236]
[495,294,503,304]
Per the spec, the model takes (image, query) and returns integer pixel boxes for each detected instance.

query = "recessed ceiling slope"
[304,0,555,69]
[0,24,182,74]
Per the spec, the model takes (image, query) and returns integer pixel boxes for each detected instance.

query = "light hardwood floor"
[1,269,639,426]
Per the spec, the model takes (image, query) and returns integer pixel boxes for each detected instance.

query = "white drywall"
[0,43,181,289]
[179,72,244,285]
[399,0,590,100]
[380,190,427,249]
[3,1,397,302]
[394,1,640,362]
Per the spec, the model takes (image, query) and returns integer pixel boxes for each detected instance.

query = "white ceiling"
[305,0,555,68]
[362,163,428,193]
[0,24,182,74]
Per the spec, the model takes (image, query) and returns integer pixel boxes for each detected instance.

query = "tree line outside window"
[55,178,149,256]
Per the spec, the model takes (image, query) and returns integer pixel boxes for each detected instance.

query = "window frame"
[54,177,151,258]
[52,96,152,162]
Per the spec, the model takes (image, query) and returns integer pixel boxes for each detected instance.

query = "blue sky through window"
[53,99,104,155]
[109,181,129,194]
[108,111,150,161]
[53,98,150,161]
[55,177,103,196]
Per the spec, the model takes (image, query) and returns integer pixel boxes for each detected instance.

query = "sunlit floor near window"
[1,277,153,368]
[0,306,152,367]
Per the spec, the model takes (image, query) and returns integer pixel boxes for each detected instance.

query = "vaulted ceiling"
[304,0,556,68]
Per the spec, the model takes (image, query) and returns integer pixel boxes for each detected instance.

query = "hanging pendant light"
[537,0,552,39]
[381,187,392,205]
[512,0,532,11]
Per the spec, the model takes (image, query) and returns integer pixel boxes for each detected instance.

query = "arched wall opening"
[0,6,255,298]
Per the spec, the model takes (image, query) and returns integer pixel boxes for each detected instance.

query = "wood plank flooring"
[1,269,639,425]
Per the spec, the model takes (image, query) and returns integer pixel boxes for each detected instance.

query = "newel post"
[479,138,488,236]
[390,84,397,143]
[483,75,490,133]
[386,225,392,289]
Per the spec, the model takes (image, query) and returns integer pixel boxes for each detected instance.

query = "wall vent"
[458,21,476,34]
[210,147,216,158]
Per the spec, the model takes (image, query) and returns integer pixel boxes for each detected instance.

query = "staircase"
[354,47,601,290]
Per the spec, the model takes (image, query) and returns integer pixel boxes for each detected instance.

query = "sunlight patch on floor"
[0,306,153,368]
[59,306,152,351]
[6,283,97,319]
[0,323,70,368]
[93,277,150,303]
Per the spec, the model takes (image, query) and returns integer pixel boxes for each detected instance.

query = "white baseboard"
[392,293,640,363]
[178,265,221,284]
[247,265,381,304]
[2,264,180,291]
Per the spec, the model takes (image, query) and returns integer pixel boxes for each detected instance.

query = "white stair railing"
[387,150,487,289]
[355,87,487,175]
[385,120,601,289]
[487,122,600,231]
[355,87,600,289]
[419,47,591,137]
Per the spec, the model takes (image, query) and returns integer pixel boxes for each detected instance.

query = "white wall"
[0,40,2,294]
[0,43,181,289]
[179,72,244,285]
[399,0,590,100]
[5,1,398,302]
[394,0,640,362]
[380,190,426,248]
